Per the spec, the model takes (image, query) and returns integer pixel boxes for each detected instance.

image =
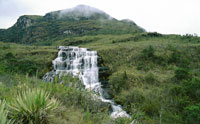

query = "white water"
[43,46,130,118]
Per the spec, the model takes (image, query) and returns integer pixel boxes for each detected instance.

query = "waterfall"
[43,46,130,119]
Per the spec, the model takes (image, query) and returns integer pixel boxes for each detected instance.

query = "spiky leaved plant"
[8,88,60,124]
[0,100,13,124]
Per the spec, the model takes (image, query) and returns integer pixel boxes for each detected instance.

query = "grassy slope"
[0,42,57,77]
[55,33,200,123]
[0,33,200,123]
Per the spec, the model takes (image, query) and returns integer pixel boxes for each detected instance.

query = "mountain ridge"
[0,5,145,45]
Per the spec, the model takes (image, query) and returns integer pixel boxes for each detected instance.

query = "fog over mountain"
[59,5,110,18]
[45,5,112,20]
[0,0,199,35]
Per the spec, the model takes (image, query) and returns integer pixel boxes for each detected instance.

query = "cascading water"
[43,46,130,119]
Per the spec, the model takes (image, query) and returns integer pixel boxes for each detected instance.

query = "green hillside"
[0,5,144,45]
[0,5,200,124]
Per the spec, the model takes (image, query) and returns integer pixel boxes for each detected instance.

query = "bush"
[136,62,150,71]
[4,53,18,73]
[9,88,60,124]
[174,68,191,81]
[183,78,200,101]
[140,46,165,66]
[108,71,128,96]
[114,117,133,124]
[142,45,155,59]
[145,72,157,85]
[168,50,190,68]
[184,103,200,124]
[168,50,181,64]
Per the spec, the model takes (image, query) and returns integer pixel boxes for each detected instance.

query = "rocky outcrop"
[14,15,41,29]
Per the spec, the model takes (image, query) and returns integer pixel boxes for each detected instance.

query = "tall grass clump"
[0,100,13,124]
[9,88,60,124]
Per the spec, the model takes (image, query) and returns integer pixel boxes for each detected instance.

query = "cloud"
[0,0,34,28]
[59,5,106,17]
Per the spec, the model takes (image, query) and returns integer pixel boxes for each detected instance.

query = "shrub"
[136,62,151,71]
[108,71,128,96]
[168,50,181,64]
[174,68,191,81]
[114,117,133,124]
[184,103,200,124]
[0,100,13,124]
[140,46,165,66]
[183,78,200,101]
[2,44,10,49]
[4,53,18,73]
[142,45,155,59]
[146,32,163,37]
[145,72,157,85]
[8,88,60,124]
[168,50,190,68]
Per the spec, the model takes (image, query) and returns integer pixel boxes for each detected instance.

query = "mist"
[59,5,106,17]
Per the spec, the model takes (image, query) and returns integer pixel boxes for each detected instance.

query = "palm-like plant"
[0,100,13,124]
[9,88,60,124]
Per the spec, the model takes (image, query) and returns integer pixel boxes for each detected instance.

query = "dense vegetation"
[0,5,200,123]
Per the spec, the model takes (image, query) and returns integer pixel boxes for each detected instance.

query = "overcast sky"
[0,0,199,35]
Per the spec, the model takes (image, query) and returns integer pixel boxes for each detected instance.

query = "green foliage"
[181,34,200,43]
[168,49,190,68]
[145,72,158,85]
[111,32,163,44]
[9,88,60,124]
[0,100,13,124]
[140,45,166,65]
[169,77,200,123]
[174,68,191,81]
[114,117,133,124]
[0,43,57,77]
[184,103,200,124]
[142,45,155,59]
[183,78,200,101]
[3,52,39,75]
[109,71,128,96]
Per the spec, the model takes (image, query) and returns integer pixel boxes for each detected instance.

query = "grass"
[0,32,199,123]
[0,42,57,77]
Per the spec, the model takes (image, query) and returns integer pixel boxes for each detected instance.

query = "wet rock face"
[98,57,110,81]
[98,56,111,99]
[43,71,56,82]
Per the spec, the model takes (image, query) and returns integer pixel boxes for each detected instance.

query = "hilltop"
[0,5,144,45]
